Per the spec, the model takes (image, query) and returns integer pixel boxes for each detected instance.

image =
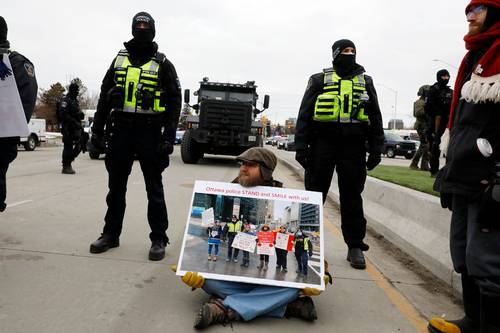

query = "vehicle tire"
[405,153,415,159]
[386,148,395,158]
[24,135,37,151]
[181,129,201,164]
[89,151,100,160]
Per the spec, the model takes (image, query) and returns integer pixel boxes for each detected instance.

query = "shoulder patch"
[306,77,314,91]
[24,62,35,78]
[175,77,181,90]
[60,101,68,108]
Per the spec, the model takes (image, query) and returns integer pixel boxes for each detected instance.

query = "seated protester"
[173,147,332,329]
[207,220,222,261]
[240,221,255,268]
[294,229,313,276]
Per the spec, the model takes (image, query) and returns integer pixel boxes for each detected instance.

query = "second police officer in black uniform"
[89,12,182,261]
[58,82,85,174]
[295,39,384,270]
[426,69,453,178]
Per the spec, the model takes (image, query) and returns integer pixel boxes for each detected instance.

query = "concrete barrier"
[276,151,461,295]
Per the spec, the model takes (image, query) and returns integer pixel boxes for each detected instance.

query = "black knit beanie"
[331,39,356,62]
[132,12,155,41]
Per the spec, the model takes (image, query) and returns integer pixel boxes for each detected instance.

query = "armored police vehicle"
[182,78,269,164]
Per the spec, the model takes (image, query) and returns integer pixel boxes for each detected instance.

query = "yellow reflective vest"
[313,70,369,123]
[113,49,166,114]
[227,220,243,233]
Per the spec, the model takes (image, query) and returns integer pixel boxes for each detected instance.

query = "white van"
[20,118,46,151]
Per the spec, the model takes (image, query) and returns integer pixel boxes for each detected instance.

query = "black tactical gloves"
[0,57,12,80]
[295,149,310,169]
[157,141,173,156]
[366,153,381,171]
[90,133,106,151]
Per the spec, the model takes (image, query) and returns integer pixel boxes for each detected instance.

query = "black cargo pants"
[0,138,19,209]
[101,117,170,243]
[305,137,367,249]
[61,127,82,167]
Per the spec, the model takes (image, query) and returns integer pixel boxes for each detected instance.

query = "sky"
[3,0,470,127]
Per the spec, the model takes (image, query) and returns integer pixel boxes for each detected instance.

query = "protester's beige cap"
[236,147,277,181]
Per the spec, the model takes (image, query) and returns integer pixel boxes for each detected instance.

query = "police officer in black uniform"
[426,69,453,177]
[0,16,37,212]
[59,82,85,174]
[295,39,384,269]
[89,12,182,261]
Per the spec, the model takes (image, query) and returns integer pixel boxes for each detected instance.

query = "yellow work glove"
[301,260,333,297]
[170,265,205,289]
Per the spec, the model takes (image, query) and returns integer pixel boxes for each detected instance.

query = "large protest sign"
[231,232,257,253]
[177,180,324,290]
[201,207,215,227]
[275,233,294,251]
[256,232,275,256]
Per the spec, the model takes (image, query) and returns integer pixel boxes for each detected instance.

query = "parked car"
[277,138,287,150]
[19,119,46,151]
[284,138,296,151]
[175,130,185,144]
[265,137,274,145]
[383,131,416,159]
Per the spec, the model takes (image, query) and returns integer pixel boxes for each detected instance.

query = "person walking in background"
[426,69,453,177]
[410,85,431,171]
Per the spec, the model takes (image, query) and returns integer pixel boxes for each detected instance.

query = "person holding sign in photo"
[275,225,290,272]
[207,220,222,261]
[256,224,274,271]
[294,229,314,276]
[225,215,243,263]
[240,221,256,268]
[173,147,332,329]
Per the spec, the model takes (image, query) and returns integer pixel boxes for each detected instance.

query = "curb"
[277,153,460,295]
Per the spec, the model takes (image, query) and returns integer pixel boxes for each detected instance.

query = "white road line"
[7,200,33,208]
[308,263,321,277]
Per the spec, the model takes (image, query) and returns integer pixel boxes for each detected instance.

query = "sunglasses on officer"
[466,4,485,19]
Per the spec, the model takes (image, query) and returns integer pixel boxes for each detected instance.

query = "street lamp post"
[376,83,398,129]
[432,59,458,70]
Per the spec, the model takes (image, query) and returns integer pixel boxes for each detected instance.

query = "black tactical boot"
[347,248,366,269]
[61,165,75,174]
[194,297,237,329]
[285,296,317,321]
[149,240,166,261]
[0,202,6,212]
[480,294,500,333]
[90,235,119,253]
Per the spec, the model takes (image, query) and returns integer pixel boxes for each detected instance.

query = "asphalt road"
[0,146,460,333]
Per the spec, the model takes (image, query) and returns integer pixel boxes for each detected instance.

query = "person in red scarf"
[429,1,500,333]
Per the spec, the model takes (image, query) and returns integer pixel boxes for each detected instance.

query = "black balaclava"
[68,82,79,99]
[436,69,450,87]
[0,16,9,47]
[132,12,155,43]
[332,39,356,77]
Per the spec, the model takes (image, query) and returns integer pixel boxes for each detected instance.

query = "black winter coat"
[439,52,500,197]
[295,64,384,153]
[92,40,182,145]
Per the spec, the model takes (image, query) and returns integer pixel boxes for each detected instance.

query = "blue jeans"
[208,244,219,256]
[202,280,299,321]
[295,251,309,275]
